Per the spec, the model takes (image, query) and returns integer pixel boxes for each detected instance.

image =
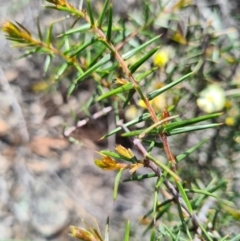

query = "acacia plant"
[2,0,240,240]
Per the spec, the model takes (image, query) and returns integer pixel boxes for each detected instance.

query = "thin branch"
[63,106,112,137]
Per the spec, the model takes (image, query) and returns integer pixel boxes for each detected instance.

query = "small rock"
[31,181,70,238]
[0,119,10,136]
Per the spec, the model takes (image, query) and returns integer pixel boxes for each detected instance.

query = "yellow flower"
[153,49,169,67]
[138,99,152,108]
[234,136,240,144]
[125,105,140,121]
[151,94,167,112]
[137,94,166,112]
[225,100,232,109]
[225,117,235,126]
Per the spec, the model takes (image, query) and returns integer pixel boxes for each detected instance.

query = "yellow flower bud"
[94,156,128,171]
[115,144,134,159]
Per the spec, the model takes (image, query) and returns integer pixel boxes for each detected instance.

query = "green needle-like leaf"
[176,182,193,214]
[167,123,222,135]
[89,46,107,67]
[36,16,43,41]
[124,220,130,241]
[177,202,186,226]
[123,89,136,108]
[192,179,228,208]
[97,0,110,27]
[43,55,52,73]
[17,48,40,59]
[129,47,159,73]
[73,62,84,75]
[100,150,126,160]
[106,4,113,42]
[176,231,181,241]
[163,224,176,240]
[153,190,158,221]
[147,140,157,152]
[153,168,169,220]
[123,172,156,182]
[55,62,69,80]
[136,67,158,80]
[46,23,53,47]
[186,188,220,200]
[67,82,76,97]
[100,150,137,163]
[146,153,181,181]
[59,23,91,36]
[87,0,95,27]
[147,72,193,100]
[98,38,115,52]
[113,169,124,201]
[143,203,171,235]
[122,129,157,137]
[101,114,151,139]
[164,112,222,132]
[97,83,133,101]
[104,217,109,241]
[143,199,173,219]
[150,229,156,241]
[75,54,112,83]
[122,35,161,60]
[197,222,214,241]
[15,21,31,36]
[68,37,98,57]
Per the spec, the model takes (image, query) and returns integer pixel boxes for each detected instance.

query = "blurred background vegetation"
[0,0,240,240]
